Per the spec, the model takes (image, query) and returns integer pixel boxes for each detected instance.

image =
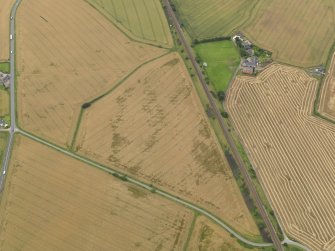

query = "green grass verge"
[0,61,10,73]
[183,212,199,251]
[194,40,240,92]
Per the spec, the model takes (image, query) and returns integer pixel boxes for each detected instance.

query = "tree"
[217,91,225,101]
[221,111,229,118]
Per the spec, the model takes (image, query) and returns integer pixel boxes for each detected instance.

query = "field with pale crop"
[0,135,193,250]
[319,52,335,120]
[0,133,8,165]
[74,52,260,238]
[227,64,335,250]
[87,0,173,47]
[0,0,16,60]
[16,0,166,147]
[172,0,335,67]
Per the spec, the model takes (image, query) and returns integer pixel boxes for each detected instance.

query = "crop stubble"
[0,0,16,60]
[227,64,335,250]
[0,135,193,250]
[16,0,166,147]
[75,52,260,237]
[319,52,335,120]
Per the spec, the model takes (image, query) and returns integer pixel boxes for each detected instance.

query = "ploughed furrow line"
[319,52,335,121]
[226,64,335,251]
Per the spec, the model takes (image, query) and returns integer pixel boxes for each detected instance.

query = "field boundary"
[69,51,171,150]
[15,128,273,248]
[83,0,173,49]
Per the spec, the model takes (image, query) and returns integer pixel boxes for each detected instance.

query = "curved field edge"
[0,135,194,250]
[72,52,263,240]
[84,0,173,48]
[226,64,335,250]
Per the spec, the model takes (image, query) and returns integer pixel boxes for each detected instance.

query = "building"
[0,72,10,88]
[0,119,9,128]
[241,56,259,75]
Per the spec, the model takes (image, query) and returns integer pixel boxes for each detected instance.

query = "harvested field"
[172,0,335,67]
[188,216,259,251]
[0,89,9,117]
[319,52,335,120]
[0,135,193,251]
[87,0,173,47]
[16,0,166,147]
[227,64,335,250]
[0,0,16,60]
[242,0,335,67]
[75,52,260,238]
[171,0,256,39]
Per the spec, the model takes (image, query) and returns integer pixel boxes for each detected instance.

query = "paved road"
[162,0,285,250]
[0,0,21,191]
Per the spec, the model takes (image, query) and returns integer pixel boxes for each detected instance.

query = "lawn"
[0,62,9,73]
[0,88,9,118]
[194,40,240,92]
[0,133,8,166]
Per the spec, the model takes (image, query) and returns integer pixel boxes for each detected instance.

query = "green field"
[171,0,257,39]
[0,133,8,166]
[0,88,9,118]
[195,40,240,92]
[87,0,173,47]
[0,62,9,73]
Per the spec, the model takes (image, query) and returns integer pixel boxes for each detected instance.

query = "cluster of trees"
[192,36,231,45]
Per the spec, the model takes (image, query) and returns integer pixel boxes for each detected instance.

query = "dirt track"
[227,64,335,251]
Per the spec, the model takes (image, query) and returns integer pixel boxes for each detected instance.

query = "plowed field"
[319,52,335,120]
[16,0,165,147]
[227,64,335,251]
[0,135,193,250]
[74,52,260,237]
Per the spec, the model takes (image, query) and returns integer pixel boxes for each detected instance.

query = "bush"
[221,111,229,118]
[82,102,91,109]
[217,91,225,101]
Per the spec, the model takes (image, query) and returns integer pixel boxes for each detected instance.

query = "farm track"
[163,0,284,250]
[227,64,335,251]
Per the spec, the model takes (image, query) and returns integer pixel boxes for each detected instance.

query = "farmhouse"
[0,72,10,88]
[0,119,8,128]
[241,56,259,74]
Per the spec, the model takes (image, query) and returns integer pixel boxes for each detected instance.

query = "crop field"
[171,0,256,40]
[74,52,260,238]
[0,89,9,118]
[0,135,194,250]
[173,0,335,67]
[319,52,335,120]
[87,0,173,48]
[226,64,335,250]
[194,40,240,91]
[187,216,260,251]
[16,0,166,147]
[0,0,16,60]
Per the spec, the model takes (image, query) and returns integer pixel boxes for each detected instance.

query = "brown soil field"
[0,89,9,117]
[227,64,335,251]
[188,216,259,251]
[319,52,335,120]
[16,0,166,147]
[75,52,260,238]
[0,135,193,251]
[242,0,335,67]
[0,0,16,60]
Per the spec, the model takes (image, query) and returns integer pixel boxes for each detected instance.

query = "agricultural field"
[187,216,261,251]
[172,0,335,67]
[171,0,256,40]
[226,64,335,250]
[0,88,9,118]
[194,40,240,92]
[87,0,173,48]
[0,135,194,250]
[0,0,16,60]
[0,133,8,166]
[16,0,166,147]
[319,52,335,120]
[74,52,260,238]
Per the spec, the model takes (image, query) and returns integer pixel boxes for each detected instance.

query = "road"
[162,0,284,250]
[0,0,307,250]
[0,0,21,191]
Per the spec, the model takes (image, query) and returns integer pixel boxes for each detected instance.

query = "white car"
[10,50,13,54]
[3,170,6,175]
[10,16,13,20]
